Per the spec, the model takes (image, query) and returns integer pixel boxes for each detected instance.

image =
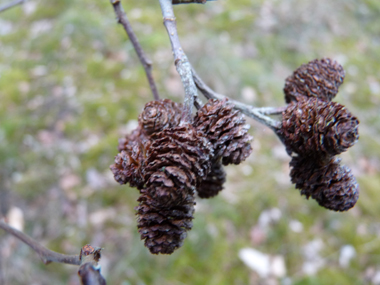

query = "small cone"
[138,99,182,135]
[136,190,195,254]
[197,161,226,198]
[290,156,359,211]
[280,98,359,157]
[284,58,345,103]
[194,98,253,165]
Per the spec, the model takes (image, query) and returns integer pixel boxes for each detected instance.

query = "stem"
[110,0,159,101]
[0,220,80,265]
[159,0,198,123]
[256,106,287,116]
[0,0,24,13]
[191,67,282,130]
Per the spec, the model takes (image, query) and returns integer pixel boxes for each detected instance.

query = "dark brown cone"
[142,124,213,206]
[138,99,183,136]
[280,98,359,157]
[197,161,226,198]
[284,58,345,103]
[110,137,150,189]
[136,190,195,254]
[117,125,149,152]
[290,156,359,211]
[194,98,253,166]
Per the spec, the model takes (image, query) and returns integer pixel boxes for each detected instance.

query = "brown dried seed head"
[136,191,195,254]
[197,161,226,198]
[194,98,253,165]
[290,156,359,211]
[280,98,359,157]
[142,124,213,206]
[284,58,345,103]
[110,137,150,189]
[138,99,182,135]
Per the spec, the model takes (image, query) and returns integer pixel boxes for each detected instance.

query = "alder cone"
[117,125,149,152]
[197,161,226,198]
[138,99,182,136]
[290,156,359,211]
[136,191,195,254]
[284,58,345,103]
[142,124,213,206]
[194,99,252,165]
[280,98,359,157]
[110,135,150,189]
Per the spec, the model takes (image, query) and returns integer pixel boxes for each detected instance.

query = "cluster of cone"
[278,58,360,211]
[110,99,252,254]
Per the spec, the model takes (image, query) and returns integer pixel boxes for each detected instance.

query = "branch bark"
[110,0,160,101]
[159,0,201,122]
[191,67,282,130]
[0,220,80,265]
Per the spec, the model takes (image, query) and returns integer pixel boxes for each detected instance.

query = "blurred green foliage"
[0,0,379,284]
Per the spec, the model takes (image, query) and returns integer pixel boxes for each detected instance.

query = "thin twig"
[191,68,282,130]
[0,220,80,265]
[172,0,216,4]
[159,0,200,123]
[256,106,287,116]
[110,0,159,101]
[0,0,24,13]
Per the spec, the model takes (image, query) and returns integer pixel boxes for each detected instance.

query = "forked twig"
[0,220,80,265]
[110,0,160,101]
[191,68,282,130]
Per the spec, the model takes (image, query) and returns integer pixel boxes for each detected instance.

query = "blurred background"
[0,0,379,284]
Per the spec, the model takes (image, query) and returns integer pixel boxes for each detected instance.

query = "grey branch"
[172,0,216,4]
[191,68,282,130]
[110,0,160,101]
[0,220,80,265]
[159,0,202,122]
[0,0,25,13]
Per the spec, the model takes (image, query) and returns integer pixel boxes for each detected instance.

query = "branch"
[191,68,282,130]
[110,0,160,101]
[255,106,287,116]
[0,0,24,13]
[172,0,216,4]
[0,220,80,265]
[159,0,200,123]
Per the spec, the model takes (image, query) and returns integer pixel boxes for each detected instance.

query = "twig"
[255,106,287,116]
[110,0,160,101]
[191,68,282,130]
[0,0,24,13]
[159,0,200,123]
[0,220,80,265]
[172,0,216,4]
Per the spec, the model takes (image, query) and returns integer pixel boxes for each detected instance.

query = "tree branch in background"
[191,68,282,130]
[110,0,160,101]
[0,220,107,284]
[0,0,25,13]
[172,0,216,4]
[159,0,201,122]
[0,220,80,265]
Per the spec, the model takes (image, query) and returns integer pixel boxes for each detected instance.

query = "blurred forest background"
[0,0,380,284]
